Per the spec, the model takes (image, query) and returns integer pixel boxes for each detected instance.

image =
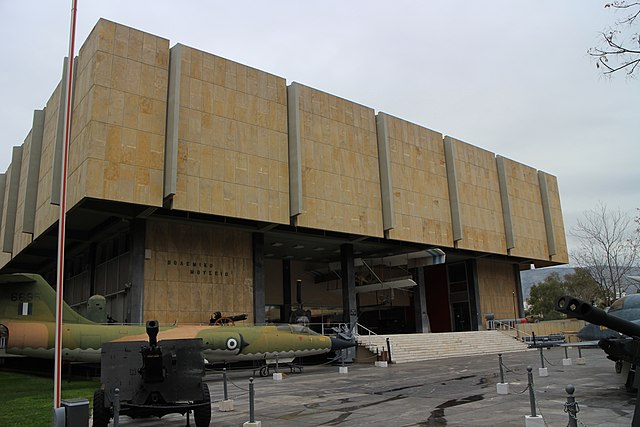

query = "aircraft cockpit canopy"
[276,324,320,335]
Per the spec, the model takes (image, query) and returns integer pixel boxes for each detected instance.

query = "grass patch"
[0,371,99,427]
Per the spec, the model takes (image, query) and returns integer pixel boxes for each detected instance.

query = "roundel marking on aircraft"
[226,337,238,350]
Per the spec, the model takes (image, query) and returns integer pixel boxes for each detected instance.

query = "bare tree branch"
[591,1,640,77]
[570,202,639,305]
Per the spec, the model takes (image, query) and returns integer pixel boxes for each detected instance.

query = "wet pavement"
[112,347,634,426]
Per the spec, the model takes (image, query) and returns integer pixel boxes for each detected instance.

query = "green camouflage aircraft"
[0,273,352,363]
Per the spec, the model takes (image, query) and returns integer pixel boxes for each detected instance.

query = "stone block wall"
[143,220,254,324]
[67,19,169,208]
[291,83,383,237]
[502,158,549,260]
[167,45,289,223]
[448,137,507,254]
[381,113,452,246]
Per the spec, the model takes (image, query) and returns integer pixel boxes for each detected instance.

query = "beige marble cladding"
[384,114,452,246]
[0,165,12,269]
[296,84,383,236]
[540,173,569,263]
[35,82,64,238]
[13,136,32,254]
[476,259,518,328]
[144,220,254,324]
[172,45,289,223]
[66,19,168,209]
[503,158,548,260]
[451,137,506,254]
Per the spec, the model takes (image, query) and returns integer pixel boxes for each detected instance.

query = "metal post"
[113,388,120,427]
[564,347,568,359]
[275,353,279,373]
[249,377,255,423]
[498,354,505,384]
[578,347,582,358]
[223,368,228,400]
[527,366,537,417]
[565,384,578,427]
[386,337,392,364]
[539,347,545,368]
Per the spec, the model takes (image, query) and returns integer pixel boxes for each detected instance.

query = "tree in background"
[563,267,606,305]
[527,268,605,321]
[571,203,639,305]
[589,1,640,76]
[527,273,565,320]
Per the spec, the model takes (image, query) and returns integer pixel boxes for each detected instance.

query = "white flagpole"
[54,0,78,409]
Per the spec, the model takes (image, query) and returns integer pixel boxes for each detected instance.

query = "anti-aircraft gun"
[556,295,640,426]
[93,320,211,427]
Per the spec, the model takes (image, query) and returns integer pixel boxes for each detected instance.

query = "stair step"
[356,331,529,363]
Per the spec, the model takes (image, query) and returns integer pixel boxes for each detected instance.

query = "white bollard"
[243,422,262,427]
[538,367,548,377]
[219,399,234,412]
[562,358,572,366]
[375,361,388,367]
[496,382,509,394]
[524,415,545,427]
[576,357,586,365]
[272,372,283,381]
[339,366,348,374]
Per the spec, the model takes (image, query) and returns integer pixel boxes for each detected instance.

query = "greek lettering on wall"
[166,259,231,277]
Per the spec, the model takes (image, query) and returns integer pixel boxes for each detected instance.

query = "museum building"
[0,19,568,334]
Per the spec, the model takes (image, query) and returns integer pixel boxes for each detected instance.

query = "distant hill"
[520,266,640,301]
[520,266,575,300]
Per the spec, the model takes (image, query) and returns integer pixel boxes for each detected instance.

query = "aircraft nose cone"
[331,337,355,351]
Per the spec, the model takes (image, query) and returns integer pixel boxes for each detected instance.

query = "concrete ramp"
[357,330,529,363]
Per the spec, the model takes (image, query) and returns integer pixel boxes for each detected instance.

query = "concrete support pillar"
[282,259,292,323]
[128,219,146,324]
[253,233,265,325]
[341,243,357,328]
[414,267,430,332]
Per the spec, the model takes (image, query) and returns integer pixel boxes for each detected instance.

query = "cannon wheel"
[193,383,211,427]
[92,389,111,427]
[259,365,269,377]
[214,317,235,326]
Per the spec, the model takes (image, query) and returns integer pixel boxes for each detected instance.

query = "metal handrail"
[489,319,533,342]
[354,322,377,338]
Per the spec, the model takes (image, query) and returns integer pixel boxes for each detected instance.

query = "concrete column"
[0,174,6,232]
[164,44,183,203]
[341,243,357,328]
[3,146,23,253]
[413,267,430,332]
[376,112,395,232]
[253,233,265,325]
[287,82,303,219]
[444,136,463,245]
[128,219,146,324]
[23,109,45,234]
[537,171,557,257]
[496,156,515,252]
[51,56,77,205]
[282,259,292,323]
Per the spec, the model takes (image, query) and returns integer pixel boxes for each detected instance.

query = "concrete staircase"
[356,330,529,363]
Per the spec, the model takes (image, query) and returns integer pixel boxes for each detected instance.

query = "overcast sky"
[1,1,638,257]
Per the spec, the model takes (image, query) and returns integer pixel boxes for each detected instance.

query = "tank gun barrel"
[556,295,640,339]
[146,320,159,347]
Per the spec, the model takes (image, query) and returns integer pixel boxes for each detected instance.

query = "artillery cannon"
[556,295,640,426]
[93,320,211,427]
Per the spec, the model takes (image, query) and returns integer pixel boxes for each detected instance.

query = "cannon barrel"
[146,319,159,347]
[556,295,640,339]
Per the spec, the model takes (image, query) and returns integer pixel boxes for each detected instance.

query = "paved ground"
[111,347,635,426]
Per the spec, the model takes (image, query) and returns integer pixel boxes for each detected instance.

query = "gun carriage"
[92,320,211,427]
[556,295,640,426]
